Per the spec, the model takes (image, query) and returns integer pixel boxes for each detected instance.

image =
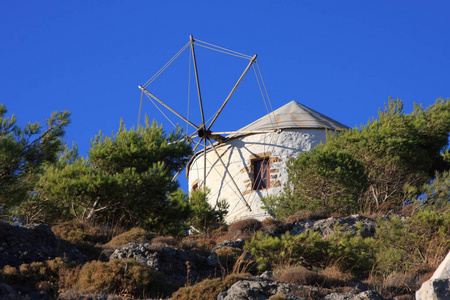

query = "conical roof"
[231,100,348,137]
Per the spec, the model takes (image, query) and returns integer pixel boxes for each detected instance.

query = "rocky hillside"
[0,213,448,299]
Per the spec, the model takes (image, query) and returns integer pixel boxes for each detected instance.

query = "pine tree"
[35,117,192,235]
[0,104,70,212]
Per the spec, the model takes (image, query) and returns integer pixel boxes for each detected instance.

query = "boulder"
[0,221,86,268]
[212,239,245,251]
[0,282,21,300]
[323,290,385,300]
[217,279,304,300]
[416,250,450,300]
[109,242,221,287]
[289,215,376,238]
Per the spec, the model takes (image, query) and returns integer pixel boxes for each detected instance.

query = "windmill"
[138,36,349,222]
[137,35,278,215]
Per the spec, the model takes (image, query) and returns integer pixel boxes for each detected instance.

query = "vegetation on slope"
[0,98,448,299]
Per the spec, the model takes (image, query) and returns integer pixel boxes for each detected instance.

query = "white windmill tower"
[138,36,348,223]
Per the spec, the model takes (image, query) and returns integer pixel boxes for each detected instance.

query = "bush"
[261,217,284,235]
[215,246,243,274]
[106,227,155,247]
[52,220,110,260]
[262,148,367,219]
[188,189,228,233]
[228,218,262,239]
[318,266,352,287]
[52,220,109,244]
[245,231,328,272]
[374,208,450,275]
[181,235,217,252]
[1,258,79,296]
[151,235,179,247]
[285,210,330,223]
[171,273,250,300]
[77,259,174,298]
[276,267,321,286]
[245,226,375,278]
[268,293,290,300]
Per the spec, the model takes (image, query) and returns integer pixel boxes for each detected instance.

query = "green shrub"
[262,149,367,219]
[171,273,250,300]
[245,226,375,278]
[374,208,450,275]
[188,188,228,233]
[245,231,328,272]
[325,224,376,277]
[77,259,174,298]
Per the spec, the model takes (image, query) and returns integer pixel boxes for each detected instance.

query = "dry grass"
[171,273,251,300]
[227,218,262,240]
[181,235,217,252]
[1,258,80,297]
[261,217,284,235]
[231,250,257,275]
[268,293,290,300]
[285,210,330,223]
[51,220,108,244]
[77,259,174,298]
[151,236,179,247]
[276,267,321,286]
[318,265,353,287]
[215,246,243,274]
[365,272,419,299]
[52,220,110,260]
[105,227,155,247]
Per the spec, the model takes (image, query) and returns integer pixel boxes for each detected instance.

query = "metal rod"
[139,85,199,130]
[137,90,144,126]
[207,54,257,131]
[168,129,200,145]
[207,138,252,211]
[213,129,279,135]
[203,137,207,191]
[190,35,206,126]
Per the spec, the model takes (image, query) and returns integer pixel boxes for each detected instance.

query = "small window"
[192,182,199,191]
[252,158,270,190]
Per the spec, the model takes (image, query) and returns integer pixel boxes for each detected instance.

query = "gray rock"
[0,282,21,300]
[0,221,87,268]
[212,239,245,251]
[416,250,450,300]
[290,215,376,238]
[323,290,385,300]
[110,242,221,287]
[217,279,304,300]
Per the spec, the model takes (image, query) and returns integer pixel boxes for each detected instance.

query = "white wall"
[188,129,327,223]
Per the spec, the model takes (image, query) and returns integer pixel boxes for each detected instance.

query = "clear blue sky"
[2,1,449,189]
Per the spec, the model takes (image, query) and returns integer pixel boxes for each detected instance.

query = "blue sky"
[2,1,449,189]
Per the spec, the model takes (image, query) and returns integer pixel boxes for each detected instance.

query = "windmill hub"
[198,126,226,144]
[197,126,210,138]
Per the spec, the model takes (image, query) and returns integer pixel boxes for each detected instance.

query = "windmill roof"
[229,100,349,137]
[187,100,349,177]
